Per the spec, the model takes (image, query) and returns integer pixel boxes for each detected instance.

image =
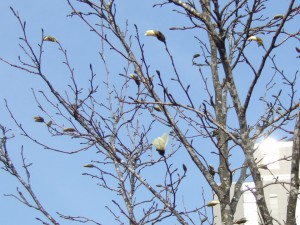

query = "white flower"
[144,30,166,43]
[152,133,169,155]
[247,36,263,46]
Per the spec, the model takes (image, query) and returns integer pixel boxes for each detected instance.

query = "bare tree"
[1,0,300,225]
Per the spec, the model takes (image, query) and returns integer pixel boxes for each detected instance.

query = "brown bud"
[63,127,76,132]
[43,36,58,42]
[153,105,162,112]
[83,164,94,168]
[46,121,52,127]
[34,116,44,123]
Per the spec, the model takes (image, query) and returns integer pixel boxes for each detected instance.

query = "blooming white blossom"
[144,30,166,43]
[152,133,169,155]
[247,36,263,46]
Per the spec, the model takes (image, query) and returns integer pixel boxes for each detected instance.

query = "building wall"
[213,140,297,225]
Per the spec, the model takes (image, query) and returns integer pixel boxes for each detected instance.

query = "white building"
[214,139,299,224]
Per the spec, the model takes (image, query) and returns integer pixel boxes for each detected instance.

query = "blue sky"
[0,1,299,225]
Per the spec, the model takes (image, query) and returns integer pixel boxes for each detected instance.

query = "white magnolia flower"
[247,36,263,46]
[152,133,169,155]
[144,30,166,43]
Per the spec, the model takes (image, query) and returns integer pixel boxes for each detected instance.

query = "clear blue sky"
[0,1,298,225]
